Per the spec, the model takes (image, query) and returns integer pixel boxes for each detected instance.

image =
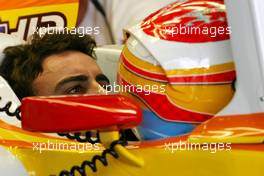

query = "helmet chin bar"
[21,94,144,168]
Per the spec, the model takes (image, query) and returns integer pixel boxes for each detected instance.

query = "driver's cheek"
[87,79,107,95]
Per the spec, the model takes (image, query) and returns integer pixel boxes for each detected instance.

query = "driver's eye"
[67,85,84,94]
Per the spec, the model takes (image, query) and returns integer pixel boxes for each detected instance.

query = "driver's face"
[32,51,109,96]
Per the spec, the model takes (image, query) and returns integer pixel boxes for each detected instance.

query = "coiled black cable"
[58,131,100,144]
[0,96,21,120]
[1,96,128,175]
[59,137,127,176]
[0,96,100,143]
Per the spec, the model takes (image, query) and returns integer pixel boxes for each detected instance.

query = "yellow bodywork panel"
[6,143,264,176]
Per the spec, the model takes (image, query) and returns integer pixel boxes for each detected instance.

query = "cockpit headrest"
[0,33,24,65]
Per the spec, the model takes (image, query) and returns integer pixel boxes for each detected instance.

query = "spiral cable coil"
[59,137,127,176]
[0,97,21,120]
[0,96,100,143]
[0,96,128,176]
[58,131,100,144]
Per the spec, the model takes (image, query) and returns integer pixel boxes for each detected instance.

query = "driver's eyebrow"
[55,75,89,91]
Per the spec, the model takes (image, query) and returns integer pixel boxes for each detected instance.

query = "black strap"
[90,0,115,44]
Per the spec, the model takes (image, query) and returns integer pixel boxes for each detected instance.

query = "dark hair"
[0,31,96,99]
